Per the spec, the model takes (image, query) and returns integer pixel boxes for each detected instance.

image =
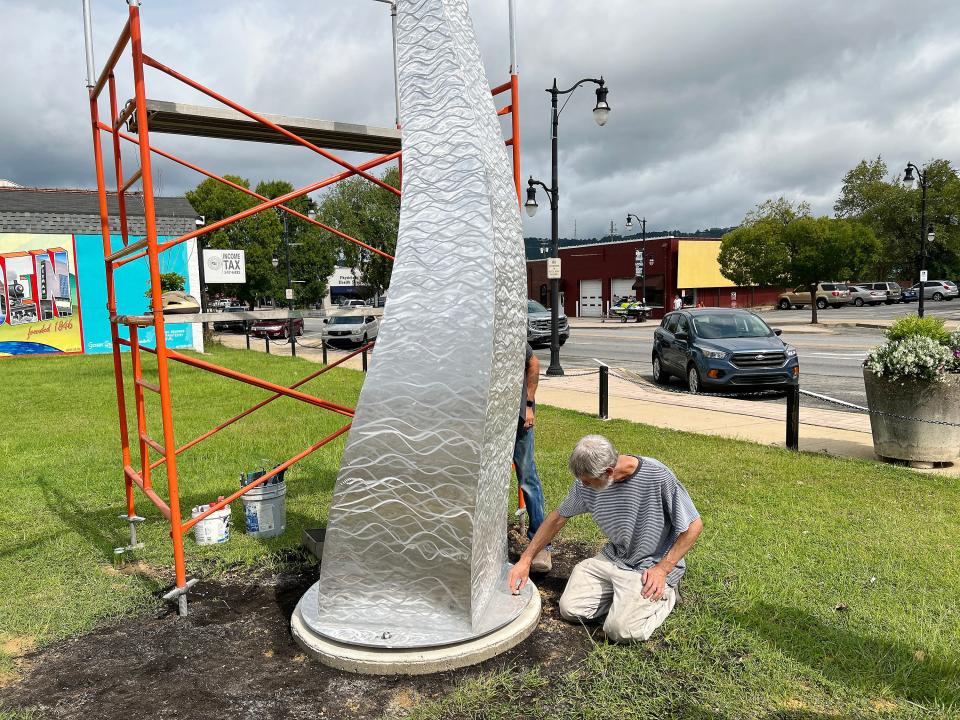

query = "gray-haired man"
[507,434,703,642]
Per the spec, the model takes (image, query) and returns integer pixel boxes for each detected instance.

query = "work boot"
[531,549,552,573]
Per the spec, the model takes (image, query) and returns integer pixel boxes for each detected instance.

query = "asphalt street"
[534,301,960,413]
[297,300,960,414]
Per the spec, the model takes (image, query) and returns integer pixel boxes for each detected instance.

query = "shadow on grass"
[37,478,125,563]
[733,601,959,707]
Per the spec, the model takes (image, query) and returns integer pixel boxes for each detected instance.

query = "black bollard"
[786,383,800,451]
[598,363,609,419]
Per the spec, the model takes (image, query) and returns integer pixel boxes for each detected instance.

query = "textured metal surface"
[310,0,527,648]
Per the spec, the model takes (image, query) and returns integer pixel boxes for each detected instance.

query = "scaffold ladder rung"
[136,378,160,393]
[139,432,166,456]
[119,167,142,194]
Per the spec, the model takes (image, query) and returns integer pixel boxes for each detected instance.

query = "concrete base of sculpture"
[291,581,541,675]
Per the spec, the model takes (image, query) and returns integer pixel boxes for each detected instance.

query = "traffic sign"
[546,257,561,279]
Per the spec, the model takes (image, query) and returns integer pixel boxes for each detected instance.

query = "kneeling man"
[507,434,703,642]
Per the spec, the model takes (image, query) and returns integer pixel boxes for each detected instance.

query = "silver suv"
[322,311,380,348]
[911,280,959,301]
[858,281,903,304]
[527,299,569,347]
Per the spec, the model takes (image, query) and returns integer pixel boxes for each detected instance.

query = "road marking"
[806,352,866,359]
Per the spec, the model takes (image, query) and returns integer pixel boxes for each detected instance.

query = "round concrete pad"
[291,581,541,675]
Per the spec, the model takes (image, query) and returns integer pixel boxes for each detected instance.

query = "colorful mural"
[0,234,83,356]
[0,233,197,357]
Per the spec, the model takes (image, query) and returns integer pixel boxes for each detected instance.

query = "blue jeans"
[514,420,546,541]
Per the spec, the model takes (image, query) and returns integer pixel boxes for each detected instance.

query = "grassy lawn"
[1,345,958,718]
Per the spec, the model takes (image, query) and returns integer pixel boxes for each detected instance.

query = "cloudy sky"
[3,0,960,239]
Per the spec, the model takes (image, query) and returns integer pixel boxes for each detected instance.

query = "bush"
[884,315,950,345]
[865,335,953,381]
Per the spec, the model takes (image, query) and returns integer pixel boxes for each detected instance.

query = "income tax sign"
[203,249,246,284]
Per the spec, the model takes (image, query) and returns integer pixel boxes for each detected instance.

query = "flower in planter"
[864,316,960,382]
[865,335,952,382]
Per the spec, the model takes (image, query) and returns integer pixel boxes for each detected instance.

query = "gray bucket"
[240,468,287,539]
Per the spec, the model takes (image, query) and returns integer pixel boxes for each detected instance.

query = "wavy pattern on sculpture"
[311,0,527,648]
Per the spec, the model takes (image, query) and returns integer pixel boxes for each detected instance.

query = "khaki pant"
[558,555,677,642]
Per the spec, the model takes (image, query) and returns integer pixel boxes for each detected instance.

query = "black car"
[653,308,799,393]
[212,305,249,332]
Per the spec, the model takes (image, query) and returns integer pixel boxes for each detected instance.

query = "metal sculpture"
[299,0,529,648]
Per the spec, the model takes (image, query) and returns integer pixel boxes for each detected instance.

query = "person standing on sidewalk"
[508,434,703,642]
[673,294,683,310]
[514,343,551,573]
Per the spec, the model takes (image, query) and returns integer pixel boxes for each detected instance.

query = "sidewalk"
[535,370,960,477]
[213,333,960,477]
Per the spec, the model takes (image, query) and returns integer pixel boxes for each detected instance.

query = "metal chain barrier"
[799,388,960,427]
[608,368,783,399]
[538,368,600,379]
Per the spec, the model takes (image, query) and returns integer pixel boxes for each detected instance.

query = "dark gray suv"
[653,308,799,393]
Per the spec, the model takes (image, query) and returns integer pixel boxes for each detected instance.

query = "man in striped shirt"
[507,434,703,642]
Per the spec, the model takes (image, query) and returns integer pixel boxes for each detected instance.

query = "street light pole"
[274,209,298,357]
[625,213,646,313]
[194,216,212,340]
[903,163,931,319]
[525,76,610,376]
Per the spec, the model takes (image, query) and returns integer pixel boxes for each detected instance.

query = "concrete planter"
[863,369,960,464]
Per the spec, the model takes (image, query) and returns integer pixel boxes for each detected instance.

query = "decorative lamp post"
[525,76,610,376]
[903,163,932,318]
[625,213,647,314]
[273,208,298,355]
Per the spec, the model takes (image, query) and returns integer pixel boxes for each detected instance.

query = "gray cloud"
[2,0,959,240]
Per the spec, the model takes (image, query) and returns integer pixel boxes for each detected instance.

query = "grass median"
[0,345,958,718]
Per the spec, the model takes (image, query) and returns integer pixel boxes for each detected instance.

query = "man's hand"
[507,557,531,594]
[641,564,669,601]
[524,407,535,429]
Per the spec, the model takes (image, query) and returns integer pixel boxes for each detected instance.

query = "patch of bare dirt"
[0,540,598,720]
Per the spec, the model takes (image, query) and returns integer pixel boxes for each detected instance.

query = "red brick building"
[526,236,785,320]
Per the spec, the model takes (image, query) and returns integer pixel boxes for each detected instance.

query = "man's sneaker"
[530,549,552,573]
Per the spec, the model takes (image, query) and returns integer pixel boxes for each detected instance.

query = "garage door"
[611,278,635,303]
[579,279,603,317]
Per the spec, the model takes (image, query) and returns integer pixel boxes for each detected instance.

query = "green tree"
[254,180,337,308]
[186,175,282,309]
[144,271,185,300]
[314,166,400,296]
[720,199,880,324]
[834,156,960,279]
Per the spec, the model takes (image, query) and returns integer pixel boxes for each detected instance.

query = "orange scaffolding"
[84,0,522,614]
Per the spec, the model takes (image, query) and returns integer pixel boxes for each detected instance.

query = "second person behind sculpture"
[514,343,551,572]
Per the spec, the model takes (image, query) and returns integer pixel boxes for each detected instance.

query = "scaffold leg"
[162,578,199,617]
[114,513,146,555]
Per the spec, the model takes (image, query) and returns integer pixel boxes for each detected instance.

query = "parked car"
[212,304,249,332]
[901,287,918,303]
[250,317,304,339]
[652,308,799,393]
[846,285,886,307]
[777,283,849,310]
[857,281,903,304]
[527,299,569,347]
[910,280,959,301]
[321,312,380,348]
[339,299,370,308]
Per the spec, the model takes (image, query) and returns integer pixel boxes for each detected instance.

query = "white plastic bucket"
[241,481,287,539]
[191,502,231,545]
